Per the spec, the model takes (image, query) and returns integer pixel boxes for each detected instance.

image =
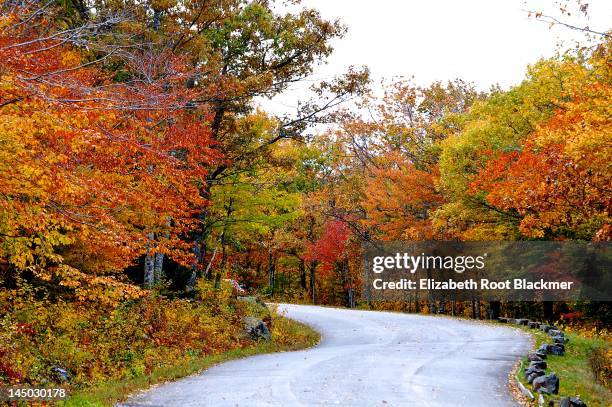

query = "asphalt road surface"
[125,304,530,406]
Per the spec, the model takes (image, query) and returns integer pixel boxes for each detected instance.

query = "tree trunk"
[186,238,202,292]
[203,247,218,282]
[153,218,171,284]
[339,259,354,308]
[214,271,221,289]
[309,261,317,304]
[543,301,553,323]
[268,251,276,296]
[438,298,446,314]
[144,232,155,288]
[152,9,162,31]
[214,197,233,288]
[299,258,307,290]
[489,301,501,320]
[153,252,164,284]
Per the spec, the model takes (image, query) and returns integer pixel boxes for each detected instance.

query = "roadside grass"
[515,326,611,406]
[60,315,320,407]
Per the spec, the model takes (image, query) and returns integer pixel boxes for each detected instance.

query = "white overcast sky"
[259,0,611,116]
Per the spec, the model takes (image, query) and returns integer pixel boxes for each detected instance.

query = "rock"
[538,343,564,356]
[551,333,569,344]
[517,319,529,325]
[535,350,547,359]
[498,317,508,323]
[243,316,271,341]
[527,371,545,384]
[538,344,550,354]
[559,396,587,407]
[540,324,555,333]
[572,398,587,407]
[549,344,565,356]
[532,373,559,394]
[525,366,545,380]
[528,321,540,329]
[527,360,547,370]
[238,296,271,329]
[548,329,563,336]
[51,366,70,383]
[552,335,566,344]
[527,352,544,362]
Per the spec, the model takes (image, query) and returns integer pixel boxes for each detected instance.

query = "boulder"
[527,352,544,362]
[549,344,565,356]
[243,316,271,341]
[538,343,565,356]
[528,321,540,329]
[535,350,547,359]
[527,370,545,384]
[51,366,70,383]
[527,360,547,370]
[517,319,529,325]
[540,324,555,333]
[548,329,563,336]
[559,396,587,407]
[552,334,569,344]
[538,344,550,354]
[238,297,272,329]
[525,366,546,381]
[532,373,559,394]
[497,317,508,323]
[552,335,566,344]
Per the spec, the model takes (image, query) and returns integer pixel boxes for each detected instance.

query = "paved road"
[125,304,530,406]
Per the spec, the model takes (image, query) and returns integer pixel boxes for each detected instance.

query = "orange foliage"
[470,44,611,240]
[362,152,443,240]
[0,11,217,297]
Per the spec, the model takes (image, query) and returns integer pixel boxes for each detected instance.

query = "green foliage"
[439,58,578,198]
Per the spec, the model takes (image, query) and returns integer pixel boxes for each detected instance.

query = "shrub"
[589,346,612,388]
[0,284,250,389]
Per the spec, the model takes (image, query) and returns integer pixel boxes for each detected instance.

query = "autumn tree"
[117,0,371,289]
[0,4,215,299]
[436,46,610,241]
[469,41,611,241]
[330,80,480,241]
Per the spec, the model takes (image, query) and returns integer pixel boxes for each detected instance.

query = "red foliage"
[304,220,351,272]
[560,311,584,321]
[0,349,22,382]
[15,323,36,337]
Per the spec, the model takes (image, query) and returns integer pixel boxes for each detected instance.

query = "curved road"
[125,304,530,406]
